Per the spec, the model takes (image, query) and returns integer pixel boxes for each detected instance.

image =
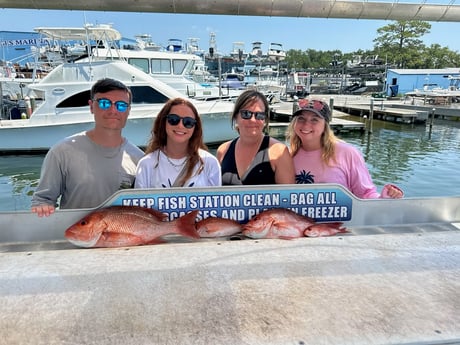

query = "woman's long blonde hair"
[145,98,207,186]
[287,116,340,166]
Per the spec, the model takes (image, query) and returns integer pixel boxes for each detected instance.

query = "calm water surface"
[1,116,459,211]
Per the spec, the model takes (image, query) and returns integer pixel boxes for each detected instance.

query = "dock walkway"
[270,101,365,134]
[318,95,460,123]
[335,103,425,123]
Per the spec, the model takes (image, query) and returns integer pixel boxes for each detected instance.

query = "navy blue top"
[221,135,276,185]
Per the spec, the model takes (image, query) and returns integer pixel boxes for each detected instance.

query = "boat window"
[131,86,169,104]
[172,59,187,75]
[55,86,169,108]
[128,58,149,74]
[151,59,171,74]
[56,91,91,108]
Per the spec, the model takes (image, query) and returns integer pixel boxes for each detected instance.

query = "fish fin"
[142,207,169,221]
[175,210,200,239]
[95,232,145,248]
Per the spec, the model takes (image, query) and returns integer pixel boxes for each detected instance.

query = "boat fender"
[25,96,32,118]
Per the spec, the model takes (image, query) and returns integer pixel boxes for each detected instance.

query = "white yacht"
[0,60,236,153]
[34,25,242,100]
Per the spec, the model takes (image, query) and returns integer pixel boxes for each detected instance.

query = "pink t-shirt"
[293,141,382,199]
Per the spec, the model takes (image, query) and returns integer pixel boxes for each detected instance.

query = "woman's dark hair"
[231,89,270,130]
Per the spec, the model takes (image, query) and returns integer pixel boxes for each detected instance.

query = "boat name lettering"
[0,38,49,47]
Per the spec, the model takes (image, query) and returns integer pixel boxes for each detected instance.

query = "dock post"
[329,98,334,120]
[429,108,435,138]
[292,96,299,115]
[367,98,374,134]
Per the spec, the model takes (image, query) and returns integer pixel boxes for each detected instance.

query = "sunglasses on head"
[94,98,129,112]
[166,114,197,129]
[297,99,329,118]
[240,110,266,120]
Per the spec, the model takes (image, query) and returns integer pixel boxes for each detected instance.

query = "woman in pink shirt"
[287,98,403,199]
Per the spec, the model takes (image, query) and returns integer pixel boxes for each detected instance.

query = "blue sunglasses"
[94,98,129,112]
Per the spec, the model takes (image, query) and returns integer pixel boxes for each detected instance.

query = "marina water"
[1,116,459,212]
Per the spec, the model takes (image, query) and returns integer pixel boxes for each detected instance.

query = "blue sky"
[1,8,459,55]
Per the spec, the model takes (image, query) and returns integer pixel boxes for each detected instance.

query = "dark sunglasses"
[166,114,197,129]
[240,110,266,120]
[94,98,129,112]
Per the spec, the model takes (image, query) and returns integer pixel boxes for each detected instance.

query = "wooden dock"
[334,103,427,124]
[270,101,365,134]
[278,96,436,124]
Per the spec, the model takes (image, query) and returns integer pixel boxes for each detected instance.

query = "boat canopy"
[34,24,122,42]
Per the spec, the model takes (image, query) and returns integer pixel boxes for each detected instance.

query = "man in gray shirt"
[31,78,144,217]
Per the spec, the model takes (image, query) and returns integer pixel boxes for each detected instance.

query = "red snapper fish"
[242,208,346,239]
[65,206,200,248]
[304,223,348,237]
[196,217,243,238]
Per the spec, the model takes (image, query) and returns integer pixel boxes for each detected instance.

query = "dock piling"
[366,98,374,134]
[329,98,334,120]
[429,108,435,138]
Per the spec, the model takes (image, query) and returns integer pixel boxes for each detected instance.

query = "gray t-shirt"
[32,131,144,209]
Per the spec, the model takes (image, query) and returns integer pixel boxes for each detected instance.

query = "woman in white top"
[135,98,221,188]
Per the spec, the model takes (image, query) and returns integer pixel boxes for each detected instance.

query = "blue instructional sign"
[107,184,354,223]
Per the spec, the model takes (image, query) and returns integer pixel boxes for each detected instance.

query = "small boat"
[405,76,460,100]
[267,42,286,62]
[185,37,205,57]
[220,71,246,90]
[166,38,184,52]
[229,41,248,62]
[0,59,236,153]
[133,34,162,51]
[249,41,265,60]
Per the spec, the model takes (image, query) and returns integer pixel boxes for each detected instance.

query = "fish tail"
[175,210,200,239]
[327,222,348,232]
[312,222,348,232]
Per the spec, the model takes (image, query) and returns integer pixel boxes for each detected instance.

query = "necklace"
[166,155,188,168]
[161,149,188,169]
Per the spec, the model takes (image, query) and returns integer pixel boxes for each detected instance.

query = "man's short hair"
[90,78,132,103]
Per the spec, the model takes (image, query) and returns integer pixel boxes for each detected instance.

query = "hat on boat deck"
[293,98,331,123]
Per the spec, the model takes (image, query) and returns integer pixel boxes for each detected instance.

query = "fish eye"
[80,220,88,226]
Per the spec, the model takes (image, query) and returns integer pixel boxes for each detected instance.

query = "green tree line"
[284,20,460,70]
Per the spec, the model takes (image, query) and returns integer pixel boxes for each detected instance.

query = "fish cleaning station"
[1,184,460,344]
